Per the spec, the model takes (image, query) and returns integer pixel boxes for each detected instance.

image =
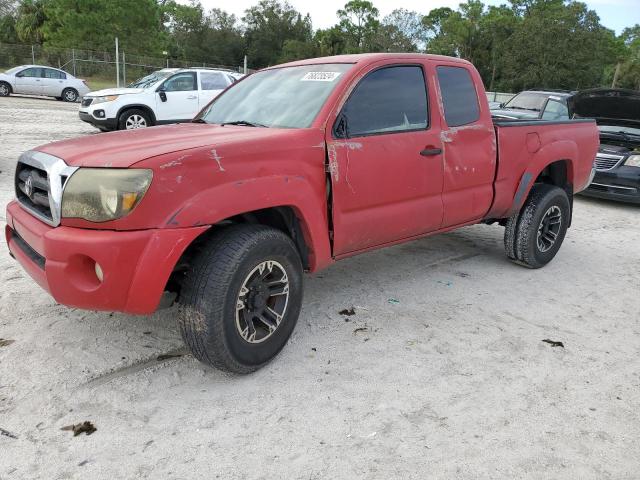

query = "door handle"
[420,147,442,156]
[187,95,197,100]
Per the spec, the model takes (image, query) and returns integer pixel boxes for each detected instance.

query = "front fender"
[163,174,332,271]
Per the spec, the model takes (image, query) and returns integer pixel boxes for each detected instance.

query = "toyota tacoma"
[6,54,598,373]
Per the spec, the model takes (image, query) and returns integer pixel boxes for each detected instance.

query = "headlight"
[625,154,640,167]
[91,95,119,105]
[61,169,152,222]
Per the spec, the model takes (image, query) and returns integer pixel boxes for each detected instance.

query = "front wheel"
[118,108,151,130]
[504,184,571,268]
[0,82,11,97]
[178,225,303,373]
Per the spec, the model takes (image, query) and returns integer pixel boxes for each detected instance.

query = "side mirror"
[158,90,167,102]
[499,102,505,108]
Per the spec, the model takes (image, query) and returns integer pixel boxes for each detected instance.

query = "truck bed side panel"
[487,119,598,219]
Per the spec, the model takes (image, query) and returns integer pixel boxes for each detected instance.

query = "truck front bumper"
[5,201,207,314]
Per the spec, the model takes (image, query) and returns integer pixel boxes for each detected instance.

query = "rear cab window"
[339,65,428,137]
[436,66,480,127]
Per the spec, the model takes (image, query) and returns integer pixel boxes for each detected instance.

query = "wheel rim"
[64,90,77,101]
[235,260,290,344]
[537,205,562,252]
[125,114,147,129]
[0,84,7,95]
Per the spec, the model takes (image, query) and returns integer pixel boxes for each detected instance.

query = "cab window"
[340,65,428,137]
[436,66,480,127]
[542,100,569,120]
[162,72,197,92]
[200,72,228,90]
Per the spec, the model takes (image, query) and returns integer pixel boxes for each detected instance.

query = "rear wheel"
[62,88,78,102]
[0,82,11,97]
[118,108,152,130]
[504,184,570,268]
[178,225,303,373]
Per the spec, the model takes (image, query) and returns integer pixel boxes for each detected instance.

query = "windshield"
[504,92,550,112]
[198,63,353,128]
[128,70,173,89]
[599,125,640,137]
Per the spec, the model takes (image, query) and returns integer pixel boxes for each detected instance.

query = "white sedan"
[0,65,90,102]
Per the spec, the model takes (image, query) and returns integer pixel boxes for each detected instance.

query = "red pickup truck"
[6,54,598,373]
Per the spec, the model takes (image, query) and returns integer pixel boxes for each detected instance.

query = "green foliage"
[337,0,379,52]
[243,0,313,67]
[40,0,163,53]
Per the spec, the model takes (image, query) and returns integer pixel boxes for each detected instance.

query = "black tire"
[62,88,78,102]
[504,184,570,269]
[0,81,11,97]
[118,108,152,130]
[178,224,304,373]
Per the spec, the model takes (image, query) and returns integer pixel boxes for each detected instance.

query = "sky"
[193,0,639,34]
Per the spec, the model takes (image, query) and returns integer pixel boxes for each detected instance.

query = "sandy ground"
[1,95,639,479]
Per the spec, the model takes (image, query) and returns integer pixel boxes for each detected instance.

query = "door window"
[339,65,428,138]
[43,68,66,79]
[200,72,228,90]
[436,66,480,127]
[542,99,569,120]
[162,72,197,92]
[17,67,41,78]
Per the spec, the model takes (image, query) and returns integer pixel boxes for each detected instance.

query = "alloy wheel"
[537,205,562,252]
[125,114,147,129]
[235,260,290,344]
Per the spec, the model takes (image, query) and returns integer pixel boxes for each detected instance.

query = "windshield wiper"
[192,118,207,124]
[507,106,540,112]
[220,120,268,128]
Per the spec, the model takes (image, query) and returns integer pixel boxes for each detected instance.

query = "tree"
[614,24,640,89]
[243,0,313,67]
[337,0,379,52]
[15,0,45,44]
[377,9,424,51]
[41,0,164,53]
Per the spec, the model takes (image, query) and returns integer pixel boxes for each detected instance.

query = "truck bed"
[486,118,598,220]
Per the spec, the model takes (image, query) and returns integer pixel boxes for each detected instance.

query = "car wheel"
[504,184,570,268]
[178,224,303,373]
[0,82,11,97]
[119,109,152,130]
[62,88,79,102]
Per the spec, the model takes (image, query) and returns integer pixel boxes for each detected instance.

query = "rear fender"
[510,140,576,215]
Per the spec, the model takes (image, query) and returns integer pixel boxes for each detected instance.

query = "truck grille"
[594,153,624,171]
[14,151,77,227]
[15,163,53,222]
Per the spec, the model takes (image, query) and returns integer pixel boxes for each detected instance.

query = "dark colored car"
[491,90,573,121]
[571,88,640,204]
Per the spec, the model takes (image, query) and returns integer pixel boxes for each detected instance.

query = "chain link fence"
[0,42,249,86]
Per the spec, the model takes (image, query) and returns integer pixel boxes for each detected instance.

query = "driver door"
[328,63,444,256]
[155,71,199,122]
[14,67,42,95]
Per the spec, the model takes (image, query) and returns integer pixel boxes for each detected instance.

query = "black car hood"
[569,88,640,128]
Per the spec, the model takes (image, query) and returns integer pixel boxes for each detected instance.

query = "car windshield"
[599,125,640,137]
[504,92,550,112]
[198,63,353,129]
[5,66,23,74]
[128,70,173,89]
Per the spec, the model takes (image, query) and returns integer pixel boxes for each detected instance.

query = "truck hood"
[568,88,640,128]
[35,123,301,168]
[85,87,146,96]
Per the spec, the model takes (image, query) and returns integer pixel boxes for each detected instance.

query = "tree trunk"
[611,62,621,88]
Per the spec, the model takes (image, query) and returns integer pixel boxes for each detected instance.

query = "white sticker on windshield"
[301,71,342,82]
